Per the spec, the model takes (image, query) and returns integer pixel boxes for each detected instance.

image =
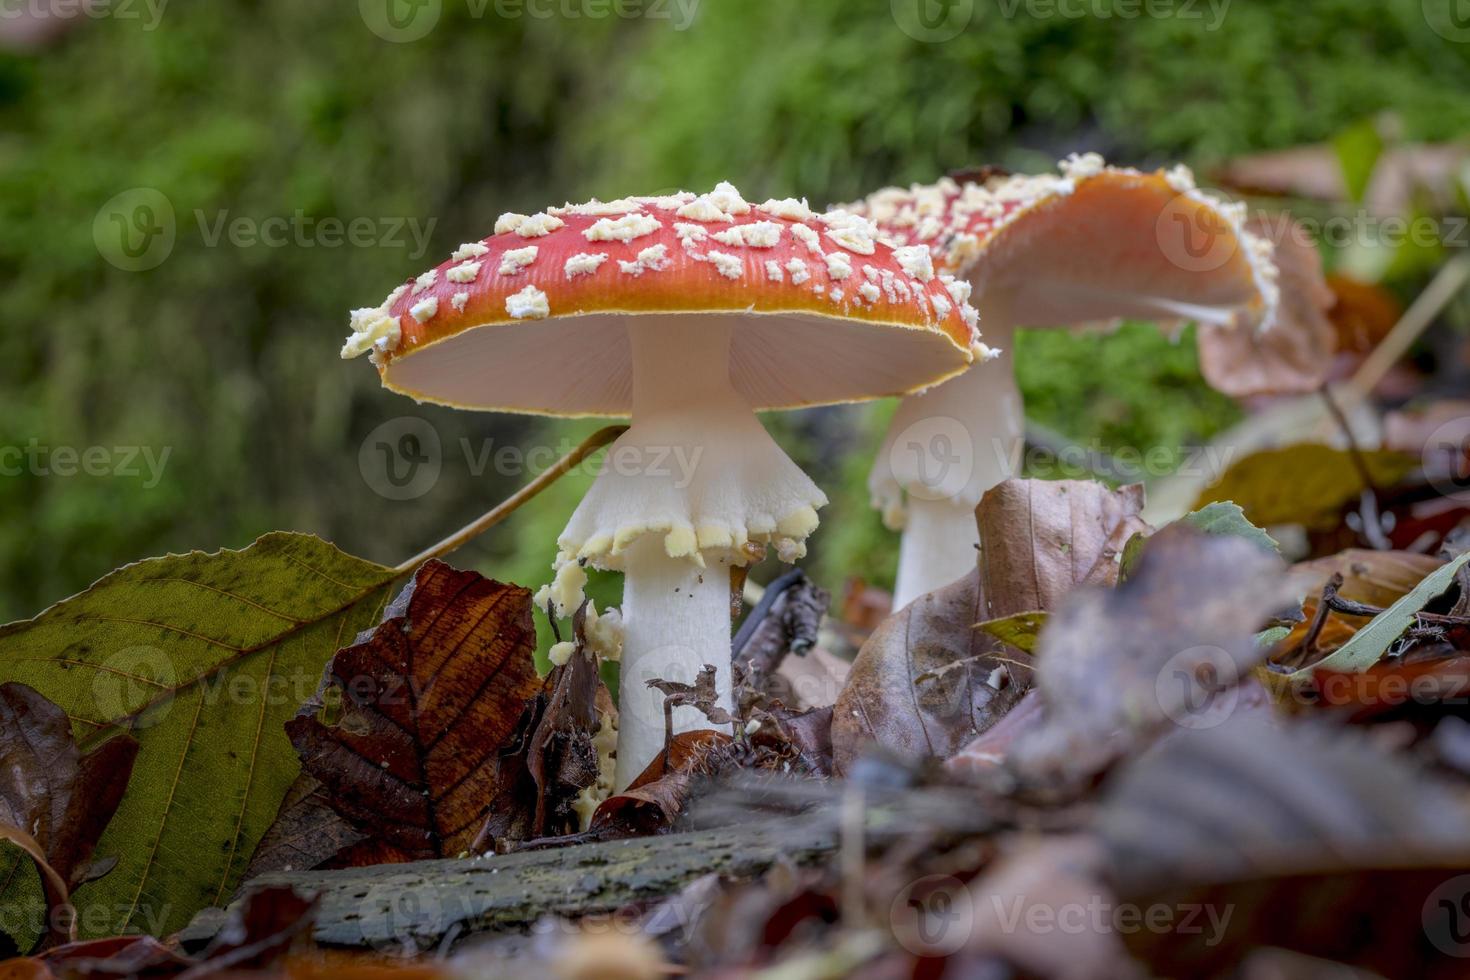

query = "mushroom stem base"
[616,540,735,790]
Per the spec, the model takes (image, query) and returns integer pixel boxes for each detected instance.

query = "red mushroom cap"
[343,184,985,416]
[849,154,1280,335]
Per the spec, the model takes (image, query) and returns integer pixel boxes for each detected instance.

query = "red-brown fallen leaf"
[589,730,734,838]
[275,953,449,979]
[245,775,370,877]
[23,886,314,979]
[965,836,1139,979]
[832,480,1147,775]
[285,561,544,862]
[0,683,138,949]
[1309,656,1470,722]
[0,959,52,979]
[749,705,833,778]
[978,479,1150,608]
[1325,272,1402,356]
[1197,215,1336,397]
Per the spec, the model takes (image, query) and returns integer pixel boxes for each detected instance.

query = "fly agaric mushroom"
[850,154,1287,608]
[342,183,986,787]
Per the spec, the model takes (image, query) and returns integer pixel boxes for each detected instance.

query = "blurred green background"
[3,0,1469,625]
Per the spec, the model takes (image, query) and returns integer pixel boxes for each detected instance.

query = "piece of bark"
[733,572,831,703]
[181,820,841,950]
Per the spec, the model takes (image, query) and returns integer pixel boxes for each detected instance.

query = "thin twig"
[1319,385,1392,550]
[395,425,627,574]
[1299,573,1342,657]
[1323,593,1470,627]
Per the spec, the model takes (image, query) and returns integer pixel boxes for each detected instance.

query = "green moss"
[3,0,1462,621]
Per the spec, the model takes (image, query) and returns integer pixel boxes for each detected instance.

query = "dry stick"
[1318,385,1393,551]
[394,425,627,574]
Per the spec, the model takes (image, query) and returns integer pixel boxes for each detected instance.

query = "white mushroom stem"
[876,322,1023,610]
[893,497,983,611]
[557,318,825,789]
[616,538,733,790]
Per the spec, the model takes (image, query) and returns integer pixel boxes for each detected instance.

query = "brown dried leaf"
[965,836,1141,980]
[944,689,1045,779]
[285,561,543,861]
[1197,216,1336,397]
[0,683,138,948]
[477,622,605,848]
[832,480,1147,774]
[1100,717,1470,978]
[244,775,369,877]
[978,479,1150,611]
[588,730,734,838]
[1009,524,1291,786]
[31,886,315,979]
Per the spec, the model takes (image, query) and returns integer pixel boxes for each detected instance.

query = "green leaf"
[974,610,1048,655]
[0,533,398,940]
[1286,550,1470,685]
[1176,502,1280,553]
[1120,502,1278,579]
[1255,626,1292,650]
[1332,118,1384,204]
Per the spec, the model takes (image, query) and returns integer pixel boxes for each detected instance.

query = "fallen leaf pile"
[2,211,1470,979]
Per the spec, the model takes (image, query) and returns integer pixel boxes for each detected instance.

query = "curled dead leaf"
[832,480,1147,775]
[1197,215,1337,398]
[0,683,138,950]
